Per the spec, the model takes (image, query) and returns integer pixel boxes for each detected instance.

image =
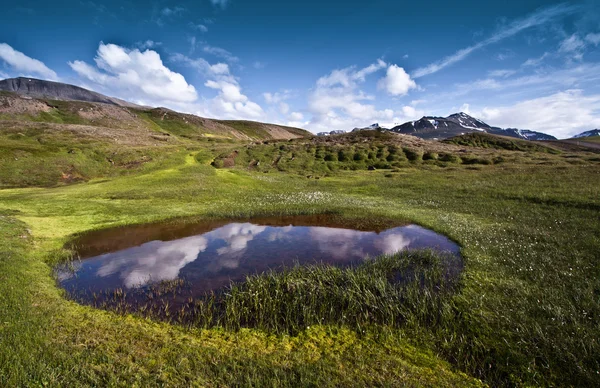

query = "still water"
[57,216,460,304]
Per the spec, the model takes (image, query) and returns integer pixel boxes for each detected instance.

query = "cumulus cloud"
[204,79,264,118]
[473,90,600,138]
[377,64,417,96]
[305,60,422,131]
[69,43,197,105]
[96,235,208,288]
[171,51,265,120]
[307,60,397,131]
[0,43,58,80]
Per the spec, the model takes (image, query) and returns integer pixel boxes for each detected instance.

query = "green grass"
[444,132,561,153]
[69,250,460,336]
[0,136,599,386]
[577,135,600,143]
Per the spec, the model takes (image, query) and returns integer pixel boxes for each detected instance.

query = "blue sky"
[1,0,600,137]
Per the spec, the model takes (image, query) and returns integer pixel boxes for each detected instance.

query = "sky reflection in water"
[58,223,459,295]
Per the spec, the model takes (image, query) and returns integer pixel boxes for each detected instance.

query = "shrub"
[423,152,438,160]
[403,148,423,162]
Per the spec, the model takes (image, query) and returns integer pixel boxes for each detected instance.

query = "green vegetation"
[577,135,600,144]
[1,120,600,386]
[69,250,460,336]
[444,132,561,153]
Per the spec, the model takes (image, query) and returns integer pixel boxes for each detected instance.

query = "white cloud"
[190,23,208,33]
[96,235,208,288]
[306,60,422,131]
[473,90,600,138]
[559,34,586,61]
[289,112,304,121]
[69,42,197,104]
[586,32,600,46]
[488,69,517,78]
[161,6,185,17]
[0,43,58,80]
[170,53,232,79]
[377,64,417,96]
[412,3,579,78]
[522,52,550,67]
[137,40,161,50]
[263,91,291,104]
[204,79,264,119]
[400,105,425,121]
[210,0,229,9]
[171,52,265,120]
[445,62,600,98]
[279,102,290,115]
[559,34,585,53]
[202,45,239,62]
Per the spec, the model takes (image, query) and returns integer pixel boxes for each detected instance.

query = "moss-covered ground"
[1,133,599,386]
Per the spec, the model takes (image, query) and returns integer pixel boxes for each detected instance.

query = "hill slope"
[0,84,311,141]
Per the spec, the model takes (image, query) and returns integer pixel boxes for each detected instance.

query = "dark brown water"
[56,215,460,307]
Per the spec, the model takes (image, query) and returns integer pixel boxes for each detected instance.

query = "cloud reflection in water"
[60,222,458,292]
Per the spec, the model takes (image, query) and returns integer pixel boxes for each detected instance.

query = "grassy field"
[1,132,599,386]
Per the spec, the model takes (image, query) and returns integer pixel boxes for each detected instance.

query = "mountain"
[390,112,556,141]
[351,123,385,132]
[573,129,600,138]
[0,77,144,108]
[0,78,311,141]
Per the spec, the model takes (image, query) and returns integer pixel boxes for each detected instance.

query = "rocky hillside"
[0,78,311,142]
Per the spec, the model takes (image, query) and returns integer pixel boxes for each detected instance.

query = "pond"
[56,215,461,314]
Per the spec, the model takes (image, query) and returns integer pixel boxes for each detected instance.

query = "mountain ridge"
[573,129,600,138]
[0,77,145,108]
[389,112,557,141]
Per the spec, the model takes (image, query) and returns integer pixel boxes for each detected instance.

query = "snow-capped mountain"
[317,129,346,136]
[352,123,383,132]
[390,112,556,141]
[573,129,600,138]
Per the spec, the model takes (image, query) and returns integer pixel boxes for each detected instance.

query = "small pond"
[56,215,461,313]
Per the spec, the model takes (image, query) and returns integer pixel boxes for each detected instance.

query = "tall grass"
[67,250,461,336]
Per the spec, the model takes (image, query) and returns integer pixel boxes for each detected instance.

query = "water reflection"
[57,221,459,296]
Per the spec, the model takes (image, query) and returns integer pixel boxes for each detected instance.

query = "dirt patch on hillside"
[0,95,53,115]
[263,124,305,139]
[76,104,144,129]
[0,120,177,147]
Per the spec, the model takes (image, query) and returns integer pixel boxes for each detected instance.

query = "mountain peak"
[573,129,600,139]
[388,111,555,141]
